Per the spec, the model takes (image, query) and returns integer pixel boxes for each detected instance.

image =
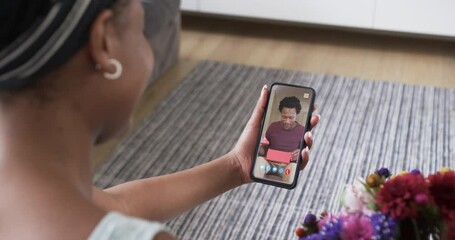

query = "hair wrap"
[0,0,116,89]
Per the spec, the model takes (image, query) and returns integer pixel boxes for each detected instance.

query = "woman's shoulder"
[88,212,172,240]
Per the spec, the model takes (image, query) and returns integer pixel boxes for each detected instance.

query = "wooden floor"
[94,15,455,167]
[180,15,455,88]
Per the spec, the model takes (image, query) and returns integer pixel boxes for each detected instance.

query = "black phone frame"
[251,82,316,189]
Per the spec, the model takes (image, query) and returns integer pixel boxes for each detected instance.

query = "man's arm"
[92,152,243,222]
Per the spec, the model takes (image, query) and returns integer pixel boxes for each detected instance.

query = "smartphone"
[251,83,316,189]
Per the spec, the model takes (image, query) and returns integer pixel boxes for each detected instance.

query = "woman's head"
[278,96,301,129]
[0,0,154,144]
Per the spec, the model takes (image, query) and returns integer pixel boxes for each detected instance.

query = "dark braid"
[0,0,53,50]
[0,0,125,90]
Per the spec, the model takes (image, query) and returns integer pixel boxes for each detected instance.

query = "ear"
[88,9,117,73]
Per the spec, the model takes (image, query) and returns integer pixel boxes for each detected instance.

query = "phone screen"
[252,83,315,188]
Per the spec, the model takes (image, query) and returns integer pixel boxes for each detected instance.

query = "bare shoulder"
[0,201,106,240]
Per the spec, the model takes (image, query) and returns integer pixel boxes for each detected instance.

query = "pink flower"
[342,181,375,216]
[339,214,373,240]
[414,193,429,204]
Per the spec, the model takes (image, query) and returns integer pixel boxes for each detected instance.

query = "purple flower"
[302,234,324,240]
[376,168,391,178]
[371,213,398,240]
[304,214,317,225]
[410,169,421,175]
[319,218,343,239]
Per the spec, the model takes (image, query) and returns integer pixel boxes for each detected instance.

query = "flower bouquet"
[295,167,455,239]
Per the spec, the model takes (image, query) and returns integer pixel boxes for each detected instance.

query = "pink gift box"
[266,149,292,164]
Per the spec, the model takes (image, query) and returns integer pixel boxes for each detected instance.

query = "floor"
[93,15,455,167]
[180,15,455,88]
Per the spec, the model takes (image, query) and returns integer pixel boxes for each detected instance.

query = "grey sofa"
[143,0,181,84]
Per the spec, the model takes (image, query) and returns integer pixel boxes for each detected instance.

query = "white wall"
[181,0,455,38]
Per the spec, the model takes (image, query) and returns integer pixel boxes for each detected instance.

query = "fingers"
[300,131,313,170]
[299,103,318,171]
[304,131,313,149]
[300,147,309,170]
[308,103,320,131]
[235,85,269,151]
[309,114,320,130]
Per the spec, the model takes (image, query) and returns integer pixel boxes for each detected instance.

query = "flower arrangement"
[295,167,455,239]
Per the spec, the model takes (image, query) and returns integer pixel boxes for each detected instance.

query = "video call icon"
[266,165,271,172]
[279,167,284,174]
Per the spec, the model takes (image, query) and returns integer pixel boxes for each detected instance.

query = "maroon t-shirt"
[265,121,305,152]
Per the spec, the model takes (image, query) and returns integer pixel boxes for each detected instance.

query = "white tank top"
[88,212,171,240]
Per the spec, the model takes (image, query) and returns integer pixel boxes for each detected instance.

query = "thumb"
[247,85,268,128]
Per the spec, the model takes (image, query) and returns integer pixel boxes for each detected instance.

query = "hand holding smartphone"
[251,83,316,189]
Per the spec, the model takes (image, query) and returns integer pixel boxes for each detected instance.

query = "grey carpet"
[94,60,455,239]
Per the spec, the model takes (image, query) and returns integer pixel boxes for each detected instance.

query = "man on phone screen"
[259,96,304,179]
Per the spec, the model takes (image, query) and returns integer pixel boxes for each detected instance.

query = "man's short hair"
[279,96,301,114]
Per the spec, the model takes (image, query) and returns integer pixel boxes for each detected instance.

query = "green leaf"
[340,189,345,205]
[358,180,376,199]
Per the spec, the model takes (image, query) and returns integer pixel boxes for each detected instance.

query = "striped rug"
[94,61,455,239]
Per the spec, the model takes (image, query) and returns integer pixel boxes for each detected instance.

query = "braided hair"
[0,1,53,50]
[0,0,118,90]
